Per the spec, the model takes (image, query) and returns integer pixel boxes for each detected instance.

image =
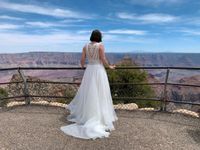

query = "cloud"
[0,31,153,53]
[179,29,200,36]
[0,31,86,53]
[77,29,146,35]
[0,1,92,19]
[0,29,153,52]
[106,29,146,35]
[185,18,200,26]
[0,24,22,30]
[77,30,91,34]
[127,0,184,6]
[61,19,84,23]
[103,34,154,43]
[0,31,87,52]
[0,15,24,20]
[25,21,66,28]
[117,12,178,24]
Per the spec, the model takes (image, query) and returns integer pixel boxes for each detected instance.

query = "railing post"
[160,68,170,111]
[18,67,30,105]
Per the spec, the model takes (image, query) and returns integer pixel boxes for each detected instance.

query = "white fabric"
[60,42,118,140]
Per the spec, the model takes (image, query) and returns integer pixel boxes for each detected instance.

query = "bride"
[60,29,118,140]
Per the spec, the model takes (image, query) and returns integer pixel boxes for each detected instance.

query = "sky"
[0,0,200,53]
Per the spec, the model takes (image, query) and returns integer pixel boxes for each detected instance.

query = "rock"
[172,109,199,118]
[114,103,138,110]
[139,107,155,111]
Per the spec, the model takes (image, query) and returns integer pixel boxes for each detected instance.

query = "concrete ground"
[0,104,199,150]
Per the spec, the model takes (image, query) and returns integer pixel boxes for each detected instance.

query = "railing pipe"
[0,66,199,109]
[161,68,170,111]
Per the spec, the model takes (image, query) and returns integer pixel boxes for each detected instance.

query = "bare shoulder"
[83,43,88,49]
[83,43,88,51]
[99,43,104,50]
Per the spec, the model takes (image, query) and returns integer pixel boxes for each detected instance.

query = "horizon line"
[0,51,200,54]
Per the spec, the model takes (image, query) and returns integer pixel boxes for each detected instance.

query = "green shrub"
[0,87,8,107]
[107,56,160,108]
[56,86,76,104]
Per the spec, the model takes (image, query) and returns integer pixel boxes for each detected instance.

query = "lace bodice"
[85,42,102,64]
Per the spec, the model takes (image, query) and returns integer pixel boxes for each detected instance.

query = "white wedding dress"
[60,42,118,140]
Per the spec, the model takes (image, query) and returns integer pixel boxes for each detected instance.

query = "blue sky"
[0,0,200,53]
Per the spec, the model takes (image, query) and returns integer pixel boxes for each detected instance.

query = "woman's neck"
[91,41,97,43]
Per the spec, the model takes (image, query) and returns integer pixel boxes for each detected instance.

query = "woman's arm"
[99,44,115,69]
[80,46,86,68]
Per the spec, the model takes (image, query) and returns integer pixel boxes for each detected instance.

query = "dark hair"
[90,29,102,42]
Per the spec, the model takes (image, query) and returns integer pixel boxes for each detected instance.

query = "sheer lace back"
[86,42,101,64]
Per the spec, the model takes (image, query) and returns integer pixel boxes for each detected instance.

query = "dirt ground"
[0,105,199,150]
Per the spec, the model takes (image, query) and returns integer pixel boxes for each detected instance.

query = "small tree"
[107,55,160,108]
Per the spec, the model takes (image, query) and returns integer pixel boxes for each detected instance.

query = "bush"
[56,86,76,104]
[0,87,8,107]
[107,56,160,108]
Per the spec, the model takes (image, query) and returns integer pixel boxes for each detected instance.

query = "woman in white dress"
[60,29,118,140]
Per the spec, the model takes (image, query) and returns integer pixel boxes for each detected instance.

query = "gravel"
[0,104,199,150]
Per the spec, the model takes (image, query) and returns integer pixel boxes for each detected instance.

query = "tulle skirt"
[60,63,118,140]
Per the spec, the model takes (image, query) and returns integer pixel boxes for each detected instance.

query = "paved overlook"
[0,104,199,150]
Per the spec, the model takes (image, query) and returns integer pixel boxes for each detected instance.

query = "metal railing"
[0,66,200,111]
